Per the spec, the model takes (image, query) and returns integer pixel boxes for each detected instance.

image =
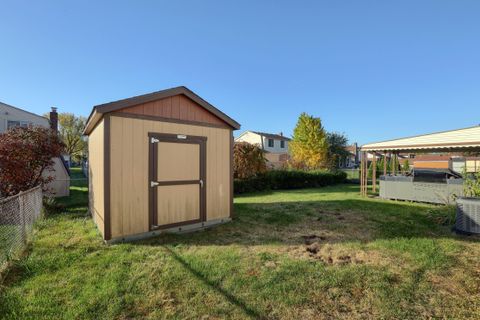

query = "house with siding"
[340,143,360,168]
[235,131,290,168]
[0,102,70,197]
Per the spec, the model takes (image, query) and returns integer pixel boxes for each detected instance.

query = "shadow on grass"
[163,245,265,319]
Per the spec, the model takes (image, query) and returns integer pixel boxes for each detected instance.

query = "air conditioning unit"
[456,197,480,234]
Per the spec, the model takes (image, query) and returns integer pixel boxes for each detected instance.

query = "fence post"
[19,191,27,245]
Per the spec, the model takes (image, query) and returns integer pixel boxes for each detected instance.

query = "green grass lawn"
[1,168,479,319]
[0,226,23,267]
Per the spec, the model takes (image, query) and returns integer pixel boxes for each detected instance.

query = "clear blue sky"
[1,1,479,144]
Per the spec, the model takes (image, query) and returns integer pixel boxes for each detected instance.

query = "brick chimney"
[50,107,58,133]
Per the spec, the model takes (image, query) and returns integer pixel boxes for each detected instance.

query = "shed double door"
[149,133,206,230]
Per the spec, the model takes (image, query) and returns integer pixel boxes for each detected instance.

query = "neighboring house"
[340,143,359,168]
[235,131,290,169]
[411,154,480,173]
[0,101,50,130]
[0,102,70,197]
[412,155,451,170]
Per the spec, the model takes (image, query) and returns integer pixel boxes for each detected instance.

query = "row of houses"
[235,130,480,173]
[234,130,361,169]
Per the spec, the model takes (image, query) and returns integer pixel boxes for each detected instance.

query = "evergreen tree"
[378,157,386,174]
[389,156,400,174]
[289,113,329,170]
[326,132,349,168]
[402,159,411,172]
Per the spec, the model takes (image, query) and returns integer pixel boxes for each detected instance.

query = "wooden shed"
[83,87,240,242]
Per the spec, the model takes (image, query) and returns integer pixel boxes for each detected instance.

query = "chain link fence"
[0,186,43,272]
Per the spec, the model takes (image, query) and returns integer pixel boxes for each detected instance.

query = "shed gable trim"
[113,112,230,129]
[84,86,240,135]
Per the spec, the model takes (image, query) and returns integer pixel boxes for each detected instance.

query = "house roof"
[345,144,358,155]
[251,131,291,141]
[0,101,49,122]
[345,145,356,152]
[83,86,241,135]
[361,125,480,152]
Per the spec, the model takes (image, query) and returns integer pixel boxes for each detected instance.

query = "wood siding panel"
[88,119,105,237]
[157,143,200,181]
[110,117,123,238]
[109,115,231,238]
[131,119,147,235]
[117,94,227,127]
[156,185,200,225]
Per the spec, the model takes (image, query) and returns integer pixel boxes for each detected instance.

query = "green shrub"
[234,142,267,179]
[234,170,347,194]
[463,170,480,198]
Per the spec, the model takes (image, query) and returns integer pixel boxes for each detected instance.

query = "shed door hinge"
[151,137,160,144]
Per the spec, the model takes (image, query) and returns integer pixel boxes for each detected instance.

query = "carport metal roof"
[361,125,480,153]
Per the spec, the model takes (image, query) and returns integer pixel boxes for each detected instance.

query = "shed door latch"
[199,179,204,188]
[150,181,159,187]
[151,137,160,144]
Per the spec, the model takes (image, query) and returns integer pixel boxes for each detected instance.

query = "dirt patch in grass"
[303,242,390,266]
[277,209,374,246]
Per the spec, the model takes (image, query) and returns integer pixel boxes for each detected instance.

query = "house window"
[280,140,285,148]
[7,120,31,130]
[268,139,274,148]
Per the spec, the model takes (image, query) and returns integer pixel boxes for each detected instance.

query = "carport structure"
[359,125,480,196]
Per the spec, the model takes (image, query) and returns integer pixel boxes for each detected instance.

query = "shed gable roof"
[84,86,240,135]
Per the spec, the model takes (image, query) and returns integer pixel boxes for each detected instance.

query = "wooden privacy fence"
[0,186,43,273]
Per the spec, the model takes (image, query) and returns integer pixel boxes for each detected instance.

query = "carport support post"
[362,151,368,196]
[372,152,377,193]
[359,152,363,195]
[360,151,364,196]
[365,151,369,196]
[363,151,366,196]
